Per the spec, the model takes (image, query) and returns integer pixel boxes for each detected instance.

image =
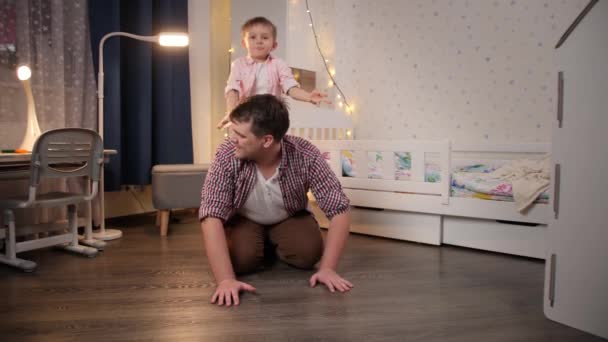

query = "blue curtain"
[89,0,193,190]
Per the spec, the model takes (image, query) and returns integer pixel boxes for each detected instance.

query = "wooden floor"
[0,212,604,342]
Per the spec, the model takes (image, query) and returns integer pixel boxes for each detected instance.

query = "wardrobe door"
[545,1,608,339]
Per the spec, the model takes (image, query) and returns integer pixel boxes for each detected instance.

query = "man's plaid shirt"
[199,135,349,223]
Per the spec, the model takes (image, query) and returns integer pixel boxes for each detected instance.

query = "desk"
[0,149,117,165]
[0,150,117,249]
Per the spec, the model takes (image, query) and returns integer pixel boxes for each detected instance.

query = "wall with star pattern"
[288,0,587,144]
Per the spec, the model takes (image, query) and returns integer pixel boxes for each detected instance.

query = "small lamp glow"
[158,32,189,47]
[16,65,41,151]
[17,65,31,80]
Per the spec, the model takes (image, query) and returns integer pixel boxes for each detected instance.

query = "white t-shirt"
[253,62,270,95]
[238,166,289,225]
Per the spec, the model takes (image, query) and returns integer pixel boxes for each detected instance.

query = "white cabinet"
[544,0,608,339]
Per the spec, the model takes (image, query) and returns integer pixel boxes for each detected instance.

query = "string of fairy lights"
[304,0,354,115]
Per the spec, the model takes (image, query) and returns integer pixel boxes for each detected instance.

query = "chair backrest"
[29,128,104,187]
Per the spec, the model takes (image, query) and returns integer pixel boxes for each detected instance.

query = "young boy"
[217,16,329,129]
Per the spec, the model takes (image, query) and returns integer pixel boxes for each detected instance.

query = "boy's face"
[241,24,277,61]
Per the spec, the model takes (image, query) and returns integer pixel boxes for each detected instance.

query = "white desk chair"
[0,128,103,272]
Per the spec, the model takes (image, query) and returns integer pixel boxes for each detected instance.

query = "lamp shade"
[17,65,31,80]
[158,32,189,47]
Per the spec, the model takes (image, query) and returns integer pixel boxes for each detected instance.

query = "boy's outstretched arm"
[287,87,331,105]
[217,90,239,129]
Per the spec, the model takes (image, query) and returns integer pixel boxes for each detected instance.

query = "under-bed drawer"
[309,202,442,245]
[349,208,442,245]
[442,216,546,259]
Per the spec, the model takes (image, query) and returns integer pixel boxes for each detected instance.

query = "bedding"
[451,158,550,211]
[490,157,551,211]
[451,185,549,203]
[394,152,412,180]
[425,161,441,183]
[340,150,356,177]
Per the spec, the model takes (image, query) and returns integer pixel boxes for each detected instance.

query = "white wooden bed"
[289,103,550,259]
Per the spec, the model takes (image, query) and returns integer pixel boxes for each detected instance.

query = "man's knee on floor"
[278,243,323,269]
[230,249,263,274]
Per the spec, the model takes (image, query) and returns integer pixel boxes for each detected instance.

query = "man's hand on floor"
[309,268,354,293]
[211,278,256,306]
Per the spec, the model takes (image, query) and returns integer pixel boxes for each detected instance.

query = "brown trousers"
[225,211,324,274]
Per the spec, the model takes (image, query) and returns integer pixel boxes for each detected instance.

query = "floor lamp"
[94,31,189,240]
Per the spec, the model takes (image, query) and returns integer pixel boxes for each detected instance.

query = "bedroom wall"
[188,0,232,161]
[287,0,587,144]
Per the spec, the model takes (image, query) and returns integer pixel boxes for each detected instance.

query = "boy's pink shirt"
[225,54,299,101]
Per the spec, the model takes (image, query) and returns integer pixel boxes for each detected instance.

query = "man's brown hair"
[230,94,290,141]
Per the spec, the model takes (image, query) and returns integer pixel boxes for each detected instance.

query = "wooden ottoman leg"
[159,210,170,236]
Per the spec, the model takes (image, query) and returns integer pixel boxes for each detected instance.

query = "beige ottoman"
[151,164,209,236]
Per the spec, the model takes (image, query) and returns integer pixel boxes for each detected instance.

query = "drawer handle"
[557,71,564,128]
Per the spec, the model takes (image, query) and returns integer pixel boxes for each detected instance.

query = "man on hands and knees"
[199,94,353,306]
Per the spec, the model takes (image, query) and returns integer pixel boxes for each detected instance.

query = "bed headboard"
[287,98,354,140]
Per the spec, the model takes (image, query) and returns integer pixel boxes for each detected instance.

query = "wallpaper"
[297,0,587,143]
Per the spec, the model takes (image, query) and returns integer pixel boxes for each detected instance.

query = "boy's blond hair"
[241,17,277,40]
